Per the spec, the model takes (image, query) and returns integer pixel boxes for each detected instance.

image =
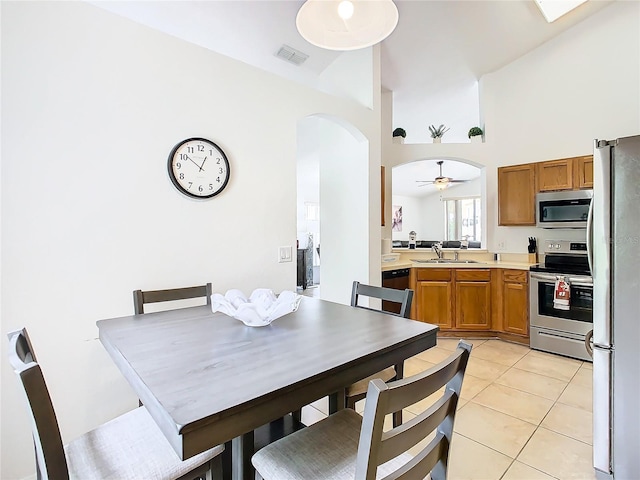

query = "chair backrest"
[355,341,472,480]
[7,328,70,480]
[350,281,414,318]
[133,283,213,314]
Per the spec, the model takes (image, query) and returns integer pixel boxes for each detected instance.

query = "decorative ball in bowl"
[211,289,302,327]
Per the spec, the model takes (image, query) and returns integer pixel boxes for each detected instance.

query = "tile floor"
[300,337,595,480]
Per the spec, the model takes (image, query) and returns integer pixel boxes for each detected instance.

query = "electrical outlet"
[497,241,506,250]
[278,246,292,263]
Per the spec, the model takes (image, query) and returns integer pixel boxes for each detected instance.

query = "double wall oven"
[530,240,593,361]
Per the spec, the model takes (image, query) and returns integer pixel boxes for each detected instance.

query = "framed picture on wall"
[392,205,402,232]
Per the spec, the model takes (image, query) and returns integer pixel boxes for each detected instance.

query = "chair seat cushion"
[65,406,223,480]
[252,409,411,480]
[346,366,397,397]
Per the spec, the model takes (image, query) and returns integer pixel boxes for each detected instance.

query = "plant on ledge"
[428,124,450,138]
[468,127,483,138]
[392,127,407,138]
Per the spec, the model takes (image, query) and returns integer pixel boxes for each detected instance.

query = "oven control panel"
[544,240,587,255]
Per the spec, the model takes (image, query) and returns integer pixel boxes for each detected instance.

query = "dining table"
[97,296,439,480]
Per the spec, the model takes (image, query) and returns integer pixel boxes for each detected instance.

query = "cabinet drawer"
[416,269,452,281]
[503,270,528,284]
[455,269,491,282]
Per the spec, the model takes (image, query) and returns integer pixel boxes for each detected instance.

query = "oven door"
[530,272,593,334]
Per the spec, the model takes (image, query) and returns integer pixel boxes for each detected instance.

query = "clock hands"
[199,157,207,171]
[185,154,205,172]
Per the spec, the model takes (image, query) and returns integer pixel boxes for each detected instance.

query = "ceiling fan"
[416,160,470,190]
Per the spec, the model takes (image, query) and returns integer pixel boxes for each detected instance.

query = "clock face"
[167,138,230,199]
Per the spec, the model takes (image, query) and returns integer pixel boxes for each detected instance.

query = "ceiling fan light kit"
[296,0,399,51]
[416,160,470,191]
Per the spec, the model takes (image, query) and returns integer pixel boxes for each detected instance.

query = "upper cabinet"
[498,164,536,226]
[573,155,594,189]
[498,155,594,226]
[537,158,573,191]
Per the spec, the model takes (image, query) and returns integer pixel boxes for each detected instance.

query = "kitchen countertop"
[381,260,534,272]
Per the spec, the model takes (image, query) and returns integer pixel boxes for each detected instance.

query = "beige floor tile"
[448,433,513,480]
[472,384,554,425]
[460,374,491,400]
[557,382,592,412]
[436,338,462,351]
[472,340,529,367]
[454,402,536,458]
[514,350,582,382]
[581,360,593,370]
[570,365,593,389]
[501,461,557,480]
[301,405,326,425]
[541,402,593,445]
[404,357,435,377]
[309,396,329,415]
[415,346,455,364]
[465,356,511,382]
[518,427,595,480]
[495,367,569,401]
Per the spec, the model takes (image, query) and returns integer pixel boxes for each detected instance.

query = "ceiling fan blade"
[448,179,470,183]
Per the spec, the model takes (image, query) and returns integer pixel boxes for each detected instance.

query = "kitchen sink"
[411,259,484,264]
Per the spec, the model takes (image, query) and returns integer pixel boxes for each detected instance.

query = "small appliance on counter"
[408,230,417,249]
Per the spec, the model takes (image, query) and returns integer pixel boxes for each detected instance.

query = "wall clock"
[167,137,230,199]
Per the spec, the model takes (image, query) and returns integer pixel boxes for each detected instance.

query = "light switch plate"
[278,246,292,263]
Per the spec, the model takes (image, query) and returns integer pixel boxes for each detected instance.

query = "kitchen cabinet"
[537,158,573,191]
[413,269,454,329]
[498,164,536,226]
[500,270,529,336]
[573,155,594,189]
[455,270,491,330]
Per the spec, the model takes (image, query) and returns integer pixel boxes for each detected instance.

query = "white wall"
[0,2,381,478]
[390,195,425,241]
[383,1,640,254]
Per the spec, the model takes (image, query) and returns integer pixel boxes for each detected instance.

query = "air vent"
[275,44,309,66]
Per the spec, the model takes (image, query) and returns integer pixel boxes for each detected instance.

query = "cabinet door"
[498,164,536,226]
[416,281,453,329]
[573,155,594,189]
[537,159,573,191]
[503,282,529,335]
[455,281,491,329]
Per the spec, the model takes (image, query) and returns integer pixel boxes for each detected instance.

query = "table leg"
[328,388,346,414]
[232,431,255,480]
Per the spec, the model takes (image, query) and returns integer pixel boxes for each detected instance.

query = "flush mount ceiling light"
[296,0,399,51]
[534,0,588,23]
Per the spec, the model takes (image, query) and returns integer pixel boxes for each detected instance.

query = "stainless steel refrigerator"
[590,135,640,479]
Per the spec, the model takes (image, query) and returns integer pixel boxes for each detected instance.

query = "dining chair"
[133,283,212,314]
[252,340,472,480]
[346,281,414,426]
[7,327,224,480]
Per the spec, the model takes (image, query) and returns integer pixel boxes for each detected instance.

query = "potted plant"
[392,127,406,144]
[428,124,449,143]
[468,126,484,143]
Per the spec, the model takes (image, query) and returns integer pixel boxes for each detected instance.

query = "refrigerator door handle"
[586,192,594,274]
[585,329,593,358]
[593,346,613,475]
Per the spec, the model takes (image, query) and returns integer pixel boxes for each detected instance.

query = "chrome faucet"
[432,242,443,259]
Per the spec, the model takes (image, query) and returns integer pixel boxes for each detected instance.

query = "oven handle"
[585,329,594,358]
[530,272,592,286]
[536,330,588,345]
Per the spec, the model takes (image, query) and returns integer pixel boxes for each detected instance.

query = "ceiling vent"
[275,44,309,66]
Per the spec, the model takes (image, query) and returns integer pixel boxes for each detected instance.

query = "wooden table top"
[97,297,438,459]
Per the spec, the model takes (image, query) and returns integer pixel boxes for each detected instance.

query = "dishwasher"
[381,268,410,314]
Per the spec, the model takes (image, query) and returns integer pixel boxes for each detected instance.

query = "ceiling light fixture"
[296,0,399,51]
[534,0,588,23]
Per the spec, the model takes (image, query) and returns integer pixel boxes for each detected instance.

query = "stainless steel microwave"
[536,189,592,228]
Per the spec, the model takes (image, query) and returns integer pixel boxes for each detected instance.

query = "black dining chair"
[7,327,224,480]
[346,281,414,426]
[133,283,212,314]
[252,341,472,480]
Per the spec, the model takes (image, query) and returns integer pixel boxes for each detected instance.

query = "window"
[444,197,481,242]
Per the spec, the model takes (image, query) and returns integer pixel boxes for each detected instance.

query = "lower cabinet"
[414,269,454,329]
[410,267,529,341]
[455,270,491,330]
[500,270,529,336]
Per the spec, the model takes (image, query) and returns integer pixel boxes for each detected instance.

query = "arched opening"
[391,157,487,249]
[297,114,371,305]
